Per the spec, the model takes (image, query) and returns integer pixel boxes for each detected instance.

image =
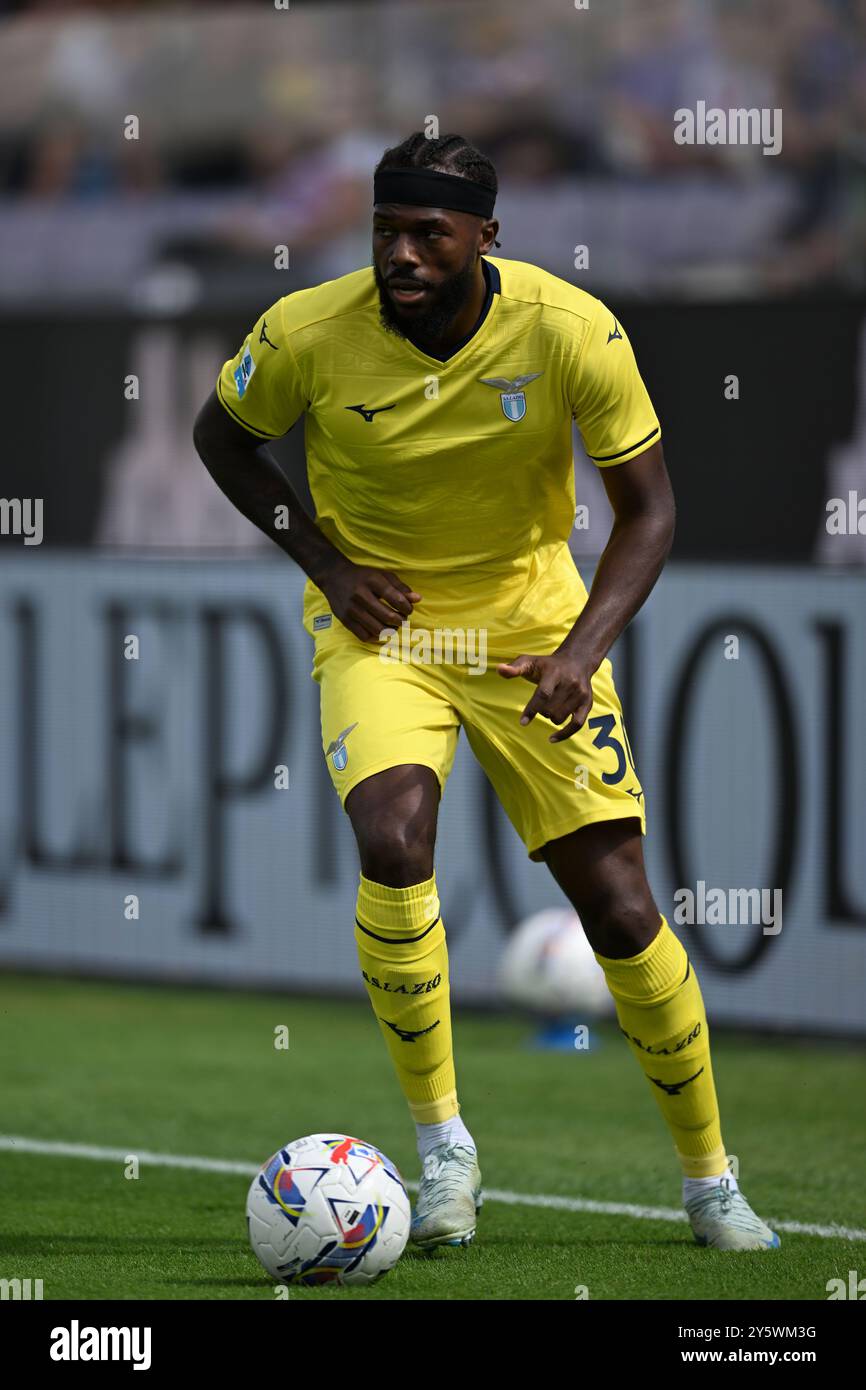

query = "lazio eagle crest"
[479,372,543,422]
[325,722,358,772]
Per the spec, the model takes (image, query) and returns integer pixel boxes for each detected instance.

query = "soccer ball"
[498,907,612,1017]
[246,1133,411,1287]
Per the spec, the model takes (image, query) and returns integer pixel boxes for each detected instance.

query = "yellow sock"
[594,917,729,1178]
[355,872,458,1124]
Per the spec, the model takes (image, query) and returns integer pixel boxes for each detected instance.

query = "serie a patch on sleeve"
[233,344,256,398]
[313,614,332,631]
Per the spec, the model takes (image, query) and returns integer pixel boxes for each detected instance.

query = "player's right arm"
[192,298,420,640]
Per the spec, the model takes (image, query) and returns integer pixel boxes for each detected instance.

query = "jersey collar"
[390,257,501,367]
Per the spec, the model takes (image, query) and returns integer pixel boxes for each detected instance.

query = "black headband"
[373,167,496,219]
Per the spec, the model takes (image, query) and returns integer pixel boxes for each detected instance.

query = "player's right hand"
[318,559,421,642]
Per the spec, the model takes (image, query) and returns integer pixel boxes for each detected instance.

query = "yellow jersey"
[216,256,660,646]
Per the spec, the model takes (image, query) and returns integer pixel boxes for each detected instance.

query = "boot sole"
[410,1187,483,1250]
[693,1230,781,1250]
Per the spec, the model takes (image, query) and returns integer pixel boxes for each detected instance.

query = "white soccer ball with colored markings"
[246,1133,411,1286]
[499,907,613,1017]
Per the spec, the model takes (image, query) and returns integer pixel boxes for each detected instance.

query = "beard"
[374,252,478,348]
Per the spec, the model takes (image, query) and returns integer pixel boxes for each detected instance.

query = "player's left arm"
[566,438,674,667]
[499,442,674,740]
[498,300,675,741]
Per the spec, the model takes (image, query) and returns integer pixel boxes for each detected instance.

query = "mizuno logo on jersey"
[607,321,623,343]
[479,372,543,422]
[345,403,397,423]
[259,318,278,350]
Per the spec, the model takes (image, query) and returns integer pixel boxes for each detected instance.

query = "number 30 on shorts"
[587,713,637,785]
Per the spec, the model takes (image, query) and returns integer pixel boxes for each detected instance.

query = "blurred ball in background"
[499,908,614,1019]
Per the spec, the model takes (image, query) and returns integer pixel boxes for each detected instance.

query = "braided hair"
[375,132,501,245]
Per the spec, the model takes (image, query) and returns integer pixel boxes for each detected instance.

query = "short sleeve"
[570,298,661,466]
[216,297,307,440]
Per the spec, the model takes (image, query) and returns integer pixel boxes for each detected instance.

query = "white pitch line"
[0,1135,256,1177]
[2,1134,864,1243]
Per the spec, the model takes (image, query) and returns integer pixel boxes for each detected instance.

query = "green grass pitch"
[1,974,864,1301]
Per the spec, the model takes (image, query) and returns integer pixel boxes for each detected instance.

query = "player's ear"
[480,219,500,252]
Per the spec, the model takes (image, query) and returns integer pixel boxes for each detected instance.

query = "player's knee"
[577,886,659,958]
[353,814,436,887]
[347,768,439,886]
[359,841,435,887]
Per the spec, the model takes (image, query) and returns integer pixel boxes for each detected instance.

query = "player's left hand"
[497,652,594,742]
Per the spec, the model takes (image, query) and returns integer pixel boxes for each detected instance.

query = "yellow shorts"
[310,617,646,861]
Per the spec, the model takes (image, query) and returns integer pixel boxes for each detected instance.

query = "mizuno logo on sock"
[380,1017,440,1043]
[649,1066,705,1096]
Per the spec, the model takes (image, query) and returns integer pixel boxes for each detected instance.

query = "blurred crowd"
[0,0,864,299]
